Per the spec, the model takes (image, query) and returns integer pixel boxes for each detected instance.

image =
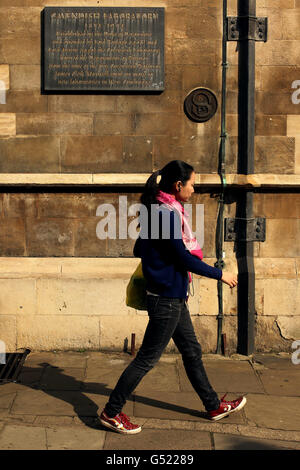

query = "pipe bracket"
[227,16,268,42]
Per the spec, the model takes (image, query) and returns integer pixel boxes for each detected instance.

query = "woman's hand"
[221,272,238,288]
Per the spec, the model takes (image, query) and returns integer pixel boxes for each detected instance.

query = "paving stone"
[0,392,16,410]
[34,415,74,427]
[256,369,300,396]
[177,359,264,393]
[104,428,212,450]
[11,387,134,420]
[213,433,300,450]
[46,425,106,450]
[0,382,26,396]
[135,362,180,393]
[25,352,88,369]
[0,424,47,450]
[39,367,85,391]
[253,353,296,370]
[11,389,97,416]
[244,394,300,431]
[133,391,246,424]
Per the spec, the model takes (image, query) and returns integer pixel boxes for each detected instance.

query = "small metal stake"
[130,333,136,356]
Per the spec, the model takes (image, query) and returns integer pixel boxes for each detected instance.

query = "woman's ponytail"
[140,169,161,211]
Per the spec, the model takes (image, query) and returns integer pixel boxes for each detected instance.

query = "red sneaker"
[208,393,247,421]
[99,410,142,434]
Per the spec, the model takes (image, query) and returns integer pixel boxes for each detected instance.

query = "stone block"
[48,94,117,113]
[263,279,300,316]
[170,38,218,66]
[0,258,62,277]
[36,278,131,316]
[0,36,40,64]
[213,434,299,451]
[245,394,300,431]
[116,91,180,114]
[0,136,60,173]
[256,91,299,115]
[38,194,96,219]
[99,314,149,351]
[0,315,16,351]
[0,424,47,450]
[2,193,38,218]
[60,257,138,278]
[254,259,297,280]
[165,7,188,39]
[104,427,212,450]
[60,136,122,173]
[131,113,182,136]
[94,113,133,135]
[74,218,107,257]
[0,91,47,113]
[133,390,209,421]
[0,113,16,135]
[26,218,74,256]
[282,11,300,39]
[16,113,93,136]
[106,235,135,257]
[253,193,300,219]
[276,316,300,340]
[295,137,300,174]
[257,368,300,396]
[259,219,300,258]
[260,66,300,94]
[121,136,153,173]
[183,111,220,138]
[186,8,222,40]
[173,136,219,173]
[16,314,100,350]
[46,426,106,450]
[0,64,9,89]
[287,115,300,136]
[0,278,36,315]
[135,361,180,393]
[255,316,291,352]
[9,65,40,90]
[0,7,41,37]
[40,366,85,391]
[164,65,182,90]
[0,218,25,255]
[182,65,221,94]
[153,135,183,167]
[255,114,287,136]
[25,351,88,368]
[255,136,295,174]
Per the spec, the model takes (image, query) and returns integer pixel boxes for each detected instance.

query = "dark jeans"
[104,294,220,417]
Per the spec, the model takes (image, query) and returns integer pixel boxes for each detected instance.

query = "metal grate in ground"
[0,349,31,383]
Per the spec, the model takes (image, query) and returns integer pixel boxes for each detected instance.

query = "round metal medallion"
[184,88,218,123]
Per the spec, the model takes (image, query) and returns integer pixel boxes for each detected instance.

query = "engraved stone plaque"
[42,7,165,92]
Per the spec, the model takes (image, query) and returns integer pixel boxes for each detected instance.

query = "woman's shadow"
[4,358,208,430]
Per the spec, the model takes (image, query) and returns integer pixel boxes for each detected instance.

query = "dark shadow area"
[215,438,296,451]
[0,362,209,432]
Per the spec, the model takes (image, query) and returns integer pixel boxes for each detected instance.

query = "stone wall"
[0,0,299,353]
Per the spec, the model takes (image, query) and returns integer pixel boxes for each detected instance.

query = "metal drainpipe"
[236,0,256,355]
[214,0,228,355]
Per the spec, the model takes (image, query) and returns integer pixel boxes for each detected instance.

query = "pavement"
[0,350,299,450]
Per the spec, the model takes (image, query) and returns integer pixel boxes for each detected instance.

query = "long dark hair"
[140,160,194,211]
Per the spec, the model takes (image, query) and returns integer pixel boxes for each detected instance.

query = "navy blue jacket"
[133,205,223,298]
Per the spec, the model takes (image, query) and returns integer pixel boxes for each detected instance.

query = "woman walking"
[100,160,246,434]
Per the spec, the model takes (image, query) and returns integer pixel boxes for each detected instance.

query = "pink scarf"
[156,190,203,284]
